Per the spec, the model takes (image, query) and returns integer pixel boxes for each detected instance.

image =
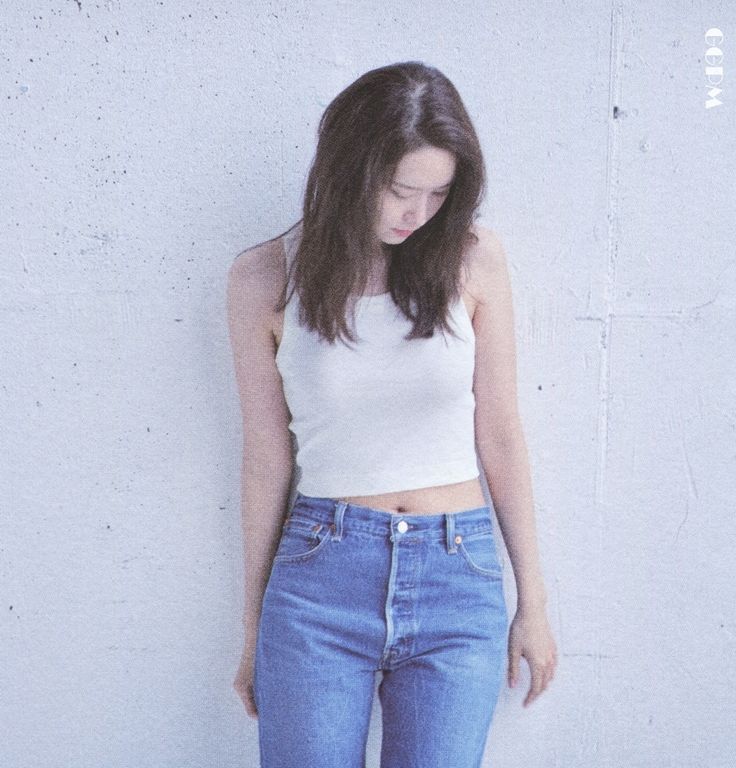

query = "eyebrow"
[392,180,454,192]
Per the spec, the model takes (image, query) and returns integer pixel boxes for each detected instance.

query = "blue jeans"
[254,491,509,768]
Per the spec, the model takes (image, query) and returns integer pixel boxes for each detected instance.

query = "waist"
[288,491,494,540]
[335,476,485,514]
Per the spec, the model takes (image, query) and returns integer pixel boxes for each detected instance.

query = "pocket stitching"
[273,524,332,564]
[457,539,503,579]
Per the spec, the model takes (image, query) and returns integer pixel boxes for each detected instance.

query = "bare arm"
[469,225,557,706]
[226,239,294,650]
[469,226,547,611]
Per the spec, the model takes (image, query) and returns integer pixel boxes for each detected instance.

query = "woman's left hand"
[507,603,558,707]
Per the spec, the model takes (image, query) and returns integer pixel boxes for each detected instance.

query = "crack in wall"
[598,1,624,510]
[592,0,626,758]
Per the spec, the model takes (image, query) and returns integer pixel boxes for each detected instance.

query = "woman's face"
[374,145,456,244]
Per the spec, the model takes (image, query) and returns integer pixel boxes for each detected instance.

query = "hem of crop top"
[295,461,481,499]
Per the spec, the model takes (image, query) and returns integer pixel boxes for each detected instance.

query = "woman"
[228,61,557,768]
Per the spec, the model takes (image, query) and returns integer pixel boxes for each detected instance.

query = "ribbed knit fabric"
[275,221,479,496]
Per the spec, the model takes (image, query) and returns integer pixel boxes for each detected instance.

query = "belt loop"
[445,512,457,554]
[332,500,347,541]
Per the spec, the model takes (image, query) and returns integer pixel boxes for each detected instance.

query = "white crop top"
[275,221,480,497]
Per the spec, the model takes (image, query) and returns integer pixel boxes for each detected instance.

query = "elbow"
[475,414,526,457]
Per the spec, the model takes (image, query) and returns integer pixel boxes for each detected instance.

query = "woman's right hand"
[233,642,258,719]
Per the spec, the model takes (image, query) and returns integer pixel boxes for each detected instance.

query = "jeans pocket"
[273,517,333,564]
[457,530,503,579]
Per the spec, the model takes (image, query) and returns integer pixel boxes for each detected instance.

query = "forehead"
[392,147,456,189]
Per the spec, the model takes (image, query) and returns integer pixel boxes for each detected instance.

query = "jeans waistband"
[288,491,495,549]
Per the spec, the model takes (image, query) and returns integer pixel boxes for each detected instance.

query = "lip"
[392,228,414,236]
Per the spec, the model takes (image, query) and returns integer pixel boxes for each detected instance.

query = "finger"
[523,665,546,707]
[541,658,556,686]
[525,660,556,706]
[540,664,553,693]
[247,684,259,719]
[508,649,520,687]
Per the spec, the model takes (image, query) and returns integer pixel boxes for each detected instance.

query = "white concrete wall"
[2,2,734,766]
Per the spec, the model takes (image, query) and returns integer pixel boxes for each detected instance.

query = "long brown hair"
[275,60,486,348]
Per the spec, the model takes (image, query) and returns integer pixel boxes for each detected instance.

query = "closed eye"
[391,188,451,200]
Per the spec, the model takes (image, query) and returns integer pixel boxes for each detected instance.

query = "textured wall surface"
[2,2,734,767]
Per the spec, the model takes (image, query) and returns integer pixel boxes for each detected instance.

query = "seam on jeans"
[457,540,503,578]
[273,525,332,564]
[446,512,457,553]
[332,500,347,541]
[281,518,493,540]
[460,528,495,543]
[380,534,400,666]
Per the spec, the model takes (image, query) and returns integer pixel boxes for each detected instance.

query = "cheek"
[378,195,401,224]
[429,196,447,218]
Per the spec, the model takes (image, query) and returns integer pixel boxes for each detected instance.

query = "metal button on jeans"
[396,520,409,533]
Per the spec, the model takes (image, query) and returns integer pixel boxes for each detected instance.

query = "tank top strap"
[278,223,304,354]
[282,220,303,273]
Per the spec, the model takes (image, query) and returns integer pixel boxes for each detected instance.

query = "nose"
[403,196,431,228]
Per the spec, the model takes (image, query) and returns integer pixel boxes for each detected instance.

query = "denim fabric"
[254,491,509,768]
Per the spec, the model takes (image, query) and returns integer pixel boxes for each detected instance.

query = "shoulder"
[226,233,292,351]
[463,223,510,306]
[228,236,282,297]
[227,226,296,312]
